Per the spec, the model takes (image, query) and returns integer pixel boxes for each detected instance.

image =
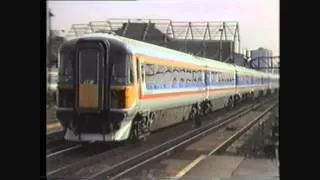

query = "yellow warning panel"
[79,84,99,108]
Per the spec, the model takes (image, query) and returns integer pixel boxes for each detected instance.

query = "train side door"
[204,67,210,99]
[136,57,146,98]
[235,70,239,94]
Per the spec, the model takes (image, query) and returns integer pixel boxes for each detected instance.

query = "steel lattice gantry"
[66,18,241,62]
[250,56,280,74]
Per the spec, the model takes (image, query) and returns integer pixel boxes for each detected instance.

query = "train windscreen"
[58,51,73,83]
[110,54,133,85]
[78,50,100,85]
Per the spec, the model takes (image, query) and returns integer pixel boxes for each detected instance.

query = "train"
[56,33,279,142]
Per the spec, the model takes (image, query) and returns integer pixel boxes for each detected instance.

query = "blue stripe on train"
[145,81,268,90]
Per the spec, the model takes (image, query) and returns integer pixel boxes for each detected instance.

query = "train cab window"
[78,50,100,84]
[110,53,133,85]
[111,60,125,84]
[59,51,73,78]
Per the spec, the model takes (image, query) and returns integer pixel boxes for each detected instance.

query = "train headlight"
[110,86,137,109]
[124,86,137,109]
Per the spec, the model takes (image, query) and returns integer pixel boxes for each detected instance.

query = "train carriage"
[234,66,253,102]
[261,71,270,96]
[269,73,279,94]
[197,57,237,112]
[235,67,271,99]
[56,33,279,142]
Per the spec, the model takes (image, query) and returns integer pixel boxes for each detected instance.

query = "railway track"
[173,103,278,179]
[47,142,122,175]
[47,142,84,158]
[47,94,277,180]
[46,131,74,156]
[92,97,277,180]
[46,106,64,147]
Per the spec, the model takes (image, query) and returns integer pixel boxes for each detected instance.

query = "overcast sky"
[48,0,279,55]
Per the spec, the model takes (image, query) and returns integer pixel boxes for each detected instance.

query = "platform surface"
[47,122,62,135]
[46,106,57,125]
[183,155,279,179]
[46,106,63,135]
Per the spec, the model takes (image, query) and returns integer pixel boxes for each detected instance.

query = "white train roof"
[67,33,278,77]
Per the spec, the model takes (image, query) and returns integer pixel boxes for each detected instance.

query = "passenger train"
[56,33,279,142]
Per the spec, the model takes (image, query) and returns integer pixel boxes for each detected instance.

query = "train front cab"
[56,37,138,142]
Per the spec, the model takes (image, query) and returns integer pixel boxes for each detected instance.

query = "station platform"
[181,155,279,179]
[46,107,63,135]
[47,122,63,135]
[46,106,57,124]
